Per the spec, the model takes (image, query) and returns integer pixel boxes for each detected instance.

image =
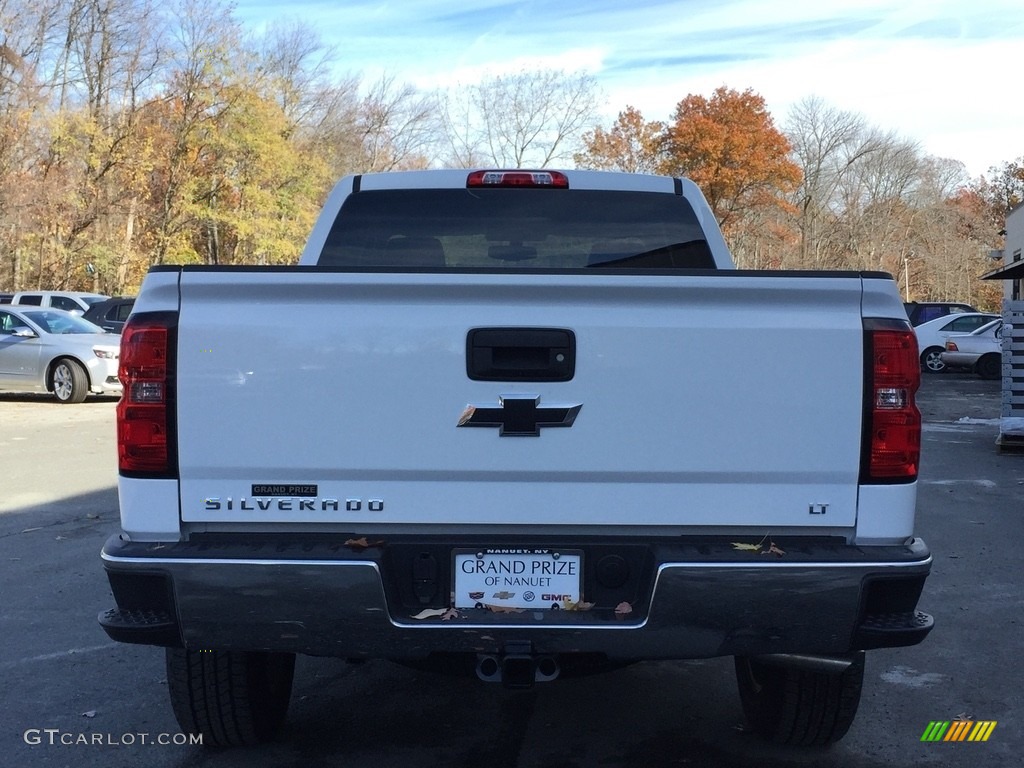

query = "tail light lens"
[118,312,177,477]
[861,319,921,482]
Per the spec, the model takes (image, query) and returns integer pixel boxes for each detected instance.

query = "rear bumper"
[99,534,933,660]
[939,351,980,369]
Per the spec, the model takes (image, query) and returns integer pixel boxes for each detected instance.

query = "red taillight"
[466,170,569,188]
[862,320,921,482]
[118,313,177,476]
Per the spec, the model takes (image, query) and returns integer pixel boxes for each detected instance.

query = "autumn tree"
[55,0,162,291]
[904,163,1001,306]
[144,0,244,266]
[659,86,800,234]
[574,106,663,173]
[0,0,163,293]
[784,96,888,268]
[190,85,321,265]
[358,75,436,172]
[251,20,366,182]
[982,157,1024,239]
[147,12,334,267]
[252,19,339,134]
[827,130,923,282]
[0,0,1014,304]
[779,96,1001,305]
[0,0,62,290]
[439,69,600,168]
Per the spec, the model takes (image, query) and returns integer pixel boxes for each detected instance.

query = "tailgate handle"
[467,328,575,381]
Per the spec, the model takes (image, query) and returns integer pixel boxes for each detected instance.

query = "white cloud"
[235,0,1024,176]
[412,47,609,90]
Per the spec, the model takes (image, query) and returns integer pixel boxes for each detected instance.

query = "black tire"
[166,648,296,747]
[734,653,864,746]
[976,353,1001,380]
[920,346,946,373]
[51,358,89,403]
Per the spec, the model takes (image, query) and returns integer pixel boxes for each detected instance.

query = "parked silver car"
[941,319,1004,380]
[0,306,121,403]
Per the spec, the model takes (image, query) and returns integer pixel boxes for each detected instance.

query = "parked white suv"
[12,290,109,315]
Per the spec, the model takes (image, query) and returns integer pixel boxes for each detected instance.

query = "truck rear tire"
[734,652,864,746]
[166,648,295,747]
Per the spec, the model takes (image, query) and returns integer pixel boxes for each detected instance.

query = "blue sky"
[233,0,1023,177]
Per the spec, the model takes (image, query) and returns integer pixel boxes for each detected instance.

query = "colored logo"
[921,720,997,742]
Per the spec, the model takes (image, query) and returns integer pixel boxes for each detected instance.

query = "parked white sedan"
[0,306,121,403]
[941,319,1004,380]
[913,312,999,373]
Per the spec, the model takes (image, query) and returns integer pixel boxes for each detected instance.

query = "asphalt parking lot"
[0,374,1021,767]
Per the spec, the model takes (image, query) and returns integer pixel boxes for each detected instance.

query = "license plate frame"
[452,548,583,610]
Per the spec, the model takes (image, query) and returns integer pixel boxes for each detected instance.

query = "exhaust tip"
[476,655,501,682]
[536,655,560,682]
[475,653,561,685]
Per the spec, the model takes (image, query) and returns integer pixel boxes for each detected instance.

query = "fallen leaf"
[81,711,96,718]
[410,608,449,620]
[344,537,385,550]
[440,608,460,621]
[614,602,633,616]
[562,599,595,612]
[730,542,762,552]
[732,534,784,557]
[485,604,524,614]
[86,513,100,520]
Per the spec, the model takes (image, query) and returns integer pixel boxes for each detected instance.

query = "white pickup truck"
[99,169,932,747]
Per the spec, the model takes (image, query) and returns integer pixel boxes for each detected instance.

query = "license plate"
[453,549,583,610]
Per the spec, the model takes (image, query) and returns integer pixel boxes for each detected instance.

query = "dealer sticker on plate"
[453,549,583,609]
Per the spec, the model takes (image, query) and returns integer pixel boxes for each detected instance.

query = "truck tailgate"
[175,270,865,530]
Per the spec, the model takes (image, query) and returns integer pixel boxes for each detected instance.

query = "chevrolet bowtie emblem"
[458,395,582,436]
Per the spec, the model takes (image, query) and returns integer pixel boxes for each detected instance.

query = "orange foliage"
[575,106,663,173]
[659,87,801,232]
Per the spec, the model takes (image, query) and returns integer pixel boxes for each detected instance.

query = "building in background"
[982,203,1024,451]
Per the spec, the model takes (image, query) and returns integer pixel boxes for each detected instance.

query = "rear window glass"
[317,189,715,270]
[50,296,81,311]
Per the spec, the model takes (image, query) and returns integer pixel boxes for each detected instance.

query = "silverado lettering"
[100,168,932,749]
[204,497,342,512]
